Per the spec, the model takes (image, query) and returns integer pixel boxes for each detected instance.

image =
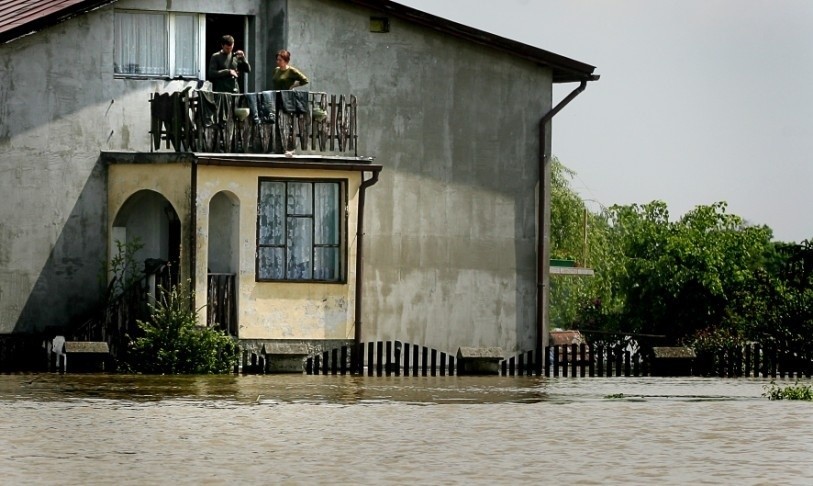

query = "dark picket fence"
[306,342,456,376]
[302,341,813,378]
[694,343,813,379]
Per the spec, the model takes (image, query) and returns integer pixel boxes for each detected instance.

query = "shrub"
[762,381,813,401]
[125,281,239,374]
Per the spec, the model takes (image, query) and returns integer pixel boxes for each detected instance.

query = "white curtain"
[258,181,340,281]
[114,11,167,75]
[286,183,313,280]
[173,13,198,77]
[258,182,285,280]
[314,183,339,280]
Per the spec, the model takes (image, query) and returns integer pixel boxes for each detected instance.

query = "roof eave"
[0,0,118,45]
[343,0,597,83]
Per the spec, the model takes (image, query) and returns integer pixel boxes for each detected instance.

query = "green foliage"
[688,326,746,354]
[548,158,621,328]
[763,381,813,401]
[604,201,775,340]
[549,157,813,355]
[125,281,239,374]
[101,238,145,301]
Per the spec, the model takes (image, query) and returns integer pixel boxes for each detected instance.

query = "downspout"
[536,78,594,355]
[354,170,381,346]
[190,158,198,297]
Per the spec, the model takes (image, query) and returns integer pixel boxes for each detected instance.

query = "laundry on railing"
[148,89,358,155]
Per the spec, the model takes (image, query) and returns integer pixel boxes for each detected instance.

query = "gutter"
[353,169,381,350]
[536,75,598,356]
[190,159,198,296]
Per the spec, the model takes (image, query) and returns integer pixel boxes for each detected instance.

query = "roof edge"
[1,0,118,45]
[343,0,596,83]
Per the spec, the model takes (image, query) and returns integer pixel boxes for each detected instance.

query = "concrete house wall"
[284,0,552,353]
[0,0,265,335]
[1,0,593,362]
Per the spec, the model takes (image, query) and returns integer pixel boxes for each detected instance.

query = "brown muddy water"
[1,374,811,485]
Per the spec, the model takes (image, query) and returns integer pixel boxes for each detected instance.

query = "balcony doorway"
[206,14,250,93]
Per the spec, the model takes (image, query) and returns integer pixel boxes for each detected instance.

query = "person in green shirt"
[272,49,308,90]
[208,35,251,93]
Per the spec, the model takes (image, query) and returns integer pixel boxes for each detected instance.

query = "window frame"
[256,178,348,284]
[113,9,206,79]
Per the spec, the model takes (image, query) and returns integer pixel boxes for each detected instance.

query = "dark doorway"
[206,14,248,92]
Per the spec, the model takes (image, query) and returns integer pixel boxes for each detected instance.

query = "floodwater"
[1,374,812,485]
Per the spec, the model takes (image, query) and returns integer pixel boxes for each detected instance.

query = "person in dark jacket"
[208,35,251,93]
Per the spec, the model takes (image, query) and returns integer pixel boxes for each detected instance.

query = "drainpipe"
[536,77,595,355]
[354,169,381,347]
[190,158,198,296]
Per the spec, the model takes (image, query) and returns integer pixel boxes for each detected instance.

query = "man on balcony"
[208,35,251,93]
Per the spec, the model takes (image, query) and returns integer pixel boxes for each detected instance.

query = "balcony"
[149,89,359,156]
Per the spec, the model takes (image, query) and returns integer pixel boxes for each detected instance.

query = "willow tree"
[548,158,619,329]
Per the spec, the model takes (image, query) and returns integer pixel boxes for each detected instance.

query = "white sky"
[398,0,813,242]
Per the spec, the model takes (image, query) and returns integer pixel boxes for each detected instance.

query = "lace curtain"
[258,181,340,281]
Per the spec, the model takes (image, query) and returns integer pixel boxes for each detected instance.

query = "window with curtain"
[257,179,344,282]
[114,10,200,77]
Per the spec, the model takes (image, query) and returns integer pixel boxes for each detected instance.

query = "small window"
[257,179,345,282]
[114,10,202,78]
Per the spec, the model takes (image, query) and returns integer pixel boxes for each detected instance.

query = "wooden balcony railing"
[207,273,237,336]
[149,89,358,156]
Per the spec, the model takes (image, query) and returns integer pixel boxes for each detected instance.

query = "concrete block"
[61,341,110,373]
[263,342,310,374]
[456,347,504,375]
[652,346,696,376]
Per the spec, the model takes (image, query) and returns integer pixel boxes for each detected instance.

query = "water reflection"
[2,374,552,404]
[1,374,811,484]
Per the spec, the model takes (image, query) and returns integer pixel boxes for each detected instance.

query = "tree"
[548,158,619,328]
[606,201,774,341]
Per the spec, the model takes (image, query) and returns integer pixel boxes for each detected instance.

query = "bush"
[125,281,239,374]
[762,381,813,401]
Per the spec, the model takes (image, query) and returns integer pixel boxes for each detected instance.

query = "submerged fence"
[298,341,813,378]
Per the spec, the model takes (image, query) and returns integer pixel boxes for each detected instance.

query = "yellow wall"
[107,162,192,278]
[196,165,361,340]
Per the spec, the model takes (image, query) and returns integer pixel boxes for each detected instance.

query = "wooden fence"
[300,341,813,378]
[206,273,237,336]
[149,90,358,156]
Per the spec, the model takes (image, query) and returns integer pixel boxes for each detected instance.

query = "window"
[114,10,202,78]
[257,179,345,282]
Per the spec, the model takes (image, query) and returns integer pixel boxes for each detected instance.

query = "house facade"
[0,0,597,369]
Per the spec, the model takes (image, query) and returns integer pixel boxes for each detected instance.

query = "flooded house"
[0,0,597,370]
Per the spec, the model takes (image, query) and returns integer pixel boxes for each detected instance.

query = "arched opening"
[207,191,240,336]
[111,190,181,284]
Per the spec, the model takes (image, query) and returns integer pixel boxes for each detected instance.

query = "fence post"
[385,341,392,376]
[544,346,551,377]
[597,345,604,377]
[403,343,411,376]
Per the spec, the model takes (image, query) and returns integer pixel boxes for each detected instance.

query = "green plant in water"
[762,381,813,401]
[100,237,145,301]
[125,280,239,374]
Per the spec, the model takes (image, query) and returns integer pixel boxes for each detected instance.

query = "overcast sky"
[398,0,813,243]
